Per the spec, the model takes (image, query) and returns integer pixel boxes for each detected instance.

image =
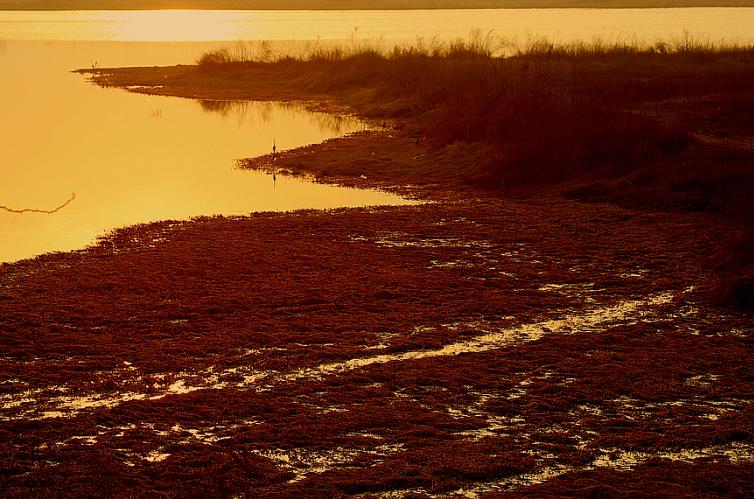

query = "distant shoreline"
[3,1,754,11]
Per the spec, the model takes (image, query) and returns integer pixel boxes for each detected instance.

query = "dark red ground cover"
[1,194,752,497]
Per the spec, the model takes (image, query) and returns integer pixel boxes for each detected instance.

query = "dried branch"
[0,193,77,214]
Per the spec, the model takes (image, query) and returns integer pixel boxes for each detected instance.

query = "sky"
[2,0,754,10]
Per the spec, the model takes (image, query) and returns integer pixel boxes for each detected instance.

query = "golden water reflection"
[1,9,753,44]
[0,42,411,263]
[198,100,363,135]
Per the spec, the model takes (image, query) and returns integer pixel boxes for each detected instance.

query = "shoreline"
[4,3,754,11]
[1,54,752,495]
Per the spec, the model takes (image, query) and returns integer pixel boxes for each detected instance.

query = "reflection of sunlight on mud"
[1,290,679,421]
[603,395,752,423]
[398,442,754,498]
[143,450,171,463]
[591,442,754,471]
[124,84,164,91]
[538,282,595,293]
[279,291,675,384]
[254,442,405,483]
[366,232,494,250]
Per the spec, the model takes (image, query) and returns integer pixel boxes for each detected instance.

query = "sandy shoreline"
[1,62,752,495]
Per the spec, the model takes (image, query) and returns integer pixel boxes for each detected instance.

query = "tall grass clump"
[198,40,277,65]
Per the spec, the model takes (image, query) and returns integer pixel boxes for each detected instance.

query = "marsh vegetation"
[190,34,754,307]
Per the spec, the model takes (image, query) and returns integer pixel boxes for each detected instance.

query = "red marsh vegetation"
[1,199,752,496]
[2,37,751,495]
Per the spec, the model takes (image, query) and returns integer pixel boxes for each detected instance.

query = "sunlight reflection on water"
[1,9,753,43]
[0,41,411,263]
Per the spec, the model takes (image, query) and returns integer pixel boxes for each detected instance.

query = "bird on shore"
[272,139,277,187]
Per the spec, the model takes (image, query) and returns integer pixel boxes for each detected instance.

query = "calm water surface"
[1,8,753,262]
[0,41,408,263]
[2,8,754,43]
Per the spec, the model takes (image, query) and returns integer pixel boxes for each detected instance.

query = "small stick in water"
[0,193,77,214]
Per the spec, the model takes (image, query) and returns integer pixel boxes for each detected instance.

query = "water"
[1,8,753,263]
[2,8,753,43]
[0,41,414,263]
